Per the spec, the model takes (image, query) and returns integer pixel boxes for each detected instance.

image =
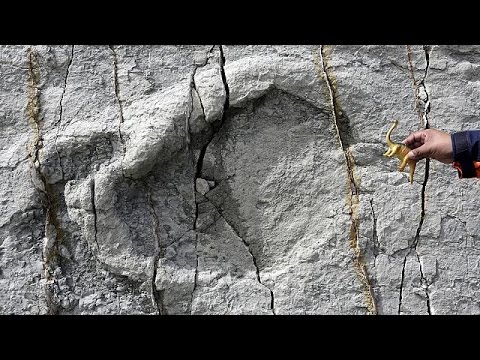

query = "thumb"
[408,144,431,161]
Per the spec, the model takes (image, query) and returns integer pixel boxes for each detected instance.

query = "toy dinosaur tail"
[385,120,398,147]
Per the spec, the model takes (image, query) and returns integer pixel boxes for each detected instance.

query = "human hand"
[403,128,453,164]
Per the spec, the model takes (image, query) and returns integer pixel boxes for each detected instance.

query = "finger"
[407,144,431,161]
[403,131,427,146]
[406,141,424,150]
[403,131,426,145]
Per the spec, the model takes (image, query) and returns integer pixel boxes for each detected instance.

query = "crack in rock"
[369,199,380,264]
[190,46,228,311]
[26,47,65,315]
[204,196,276,315]
[318,45,377,315]
[416,252,432,315]
[399,45,432,315]
[186,45,215,147]
[397,255,407,314]
[414,45,432,315]
[53,45,74,181]
[147,187,164,315]
[89,176,99,253]
[187,45,216,314]
[190,247,199,314]
[189,46,275,315]
[54,45,74,128]
[109,45,126,156]
[406,45,424,124]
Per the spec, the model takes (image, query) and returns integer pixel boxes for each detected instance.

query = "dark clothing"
[451,130,480,178]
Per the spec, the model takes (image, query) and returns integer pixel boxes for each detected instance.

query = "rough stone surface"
[1,45,480,314]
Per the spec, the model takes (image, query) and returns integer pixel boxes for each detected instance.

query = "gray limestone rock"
[1,44,480,314]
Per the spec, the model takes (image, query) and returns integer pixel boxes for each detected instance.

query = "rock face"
[1,45,479,314]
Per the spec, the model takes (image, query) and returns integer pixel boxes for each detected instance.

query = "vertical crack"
[416,252,432,315]
[26,49,42,166]
[415,45,432,315]
[147,188,164,315]
[217,45,230,131]
[109,45,126,156]
[406,45,424,125]
[188,46,275,314]
[54,45,74,181]
[369,199,380,264]
[220,45,273,314]
[190,242,199,314]
[185,45,215,147]
[397,255,407,314]
[400,45,432,315]
[191,45,229,178]
[419,45,431,130]
[270,291,276,315]
[317,47,357,195]
[55,45,74,128]
[89,176,99,253]
[186,45,215,314]
[318,45,377,315]
[26,47,64,315]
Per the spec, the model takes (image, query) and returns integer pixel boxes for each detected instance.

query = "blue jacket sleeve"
[451,130,480,178]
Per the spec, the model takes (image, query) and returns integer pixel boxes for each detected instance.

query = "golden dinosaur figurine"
[383,120,416,184]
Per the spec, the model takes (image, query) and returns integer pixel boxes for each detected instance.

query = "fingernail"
[407,151,415,159]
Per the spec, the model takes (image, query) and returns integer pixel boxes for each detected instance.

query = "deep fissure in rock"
[399,45,432,315]
[26,47,64,315]
[146,187,164,315]
[187,46,215,313]
[188,45,275,314]
[414,45,432,315]
[369,199,380,262]
[54,45,74,129]
[416,252,432,315]
[89,176,99,252]
[54,45,74,181]
[397,255,407,314]
[109,45,126,154]
[319,45,377,315]
[406,45,424,124]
